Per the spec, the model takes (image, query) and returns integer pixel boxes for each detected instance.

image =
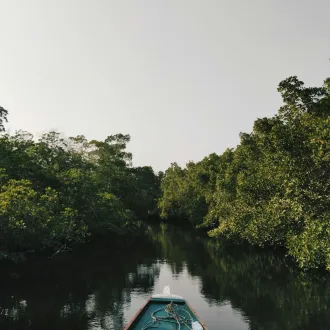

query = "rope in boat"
[141,301,194,329]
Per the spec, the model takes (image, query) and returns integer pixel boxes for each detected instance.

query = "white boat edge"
[151,285,184,300]
[151,293,184,299]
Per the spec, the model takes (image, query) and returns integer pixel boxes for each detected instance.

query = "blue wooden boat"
[124,287,208,329]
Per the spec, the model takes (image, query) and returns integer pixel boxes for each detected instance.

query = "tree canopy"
[0,117,162,257]
[1,75,329,271]
[158,76,330,270]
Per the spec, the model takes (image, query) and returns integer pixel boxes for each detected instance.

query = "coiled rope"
[141,301,194,329]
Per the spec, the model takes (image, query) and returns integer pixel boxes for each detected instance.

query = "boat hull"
[124,296,207,330]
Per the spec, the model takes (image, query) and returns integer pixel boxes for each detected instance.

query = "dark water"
[0,224,330,330]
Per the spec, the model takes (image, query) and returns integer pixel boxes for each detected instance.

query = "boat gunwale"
[124,296,151,330]
[186,299,208,330]
[123,296,208,330]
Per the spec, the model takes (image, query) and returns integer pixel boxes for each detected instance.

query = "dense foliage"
[159,76,330,270]
[1,75,329,271]
[0,115,161,257]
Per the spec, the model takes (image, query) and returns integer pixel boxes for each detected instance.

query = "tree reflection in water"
[0,224,329,330]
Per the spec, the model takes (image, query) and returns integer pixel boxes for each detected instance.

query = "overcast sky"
[0,0,329,171]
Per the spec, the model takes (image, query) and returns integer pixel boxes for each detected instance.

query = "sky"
[0,0,329,171]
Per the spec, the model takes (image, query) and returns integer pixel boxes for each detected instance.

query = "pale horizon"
[1,0,329,171]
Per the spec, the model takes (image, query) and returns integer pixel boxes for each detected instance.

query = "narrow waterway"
[0,224,329,330]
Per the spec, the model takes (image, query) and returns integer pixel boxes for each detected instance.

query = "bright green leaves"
[0,113,161,256]
[0,179,87,251]
[0,180,37,227]
[159,75,330,270]
[287,213,330,270]
[206,76,330,269]
[158,155,223,226]
[310,116,330,164]
[158,163,186,220]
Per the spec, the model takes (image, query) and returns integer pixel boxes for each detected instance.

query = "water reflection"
[0,238,160,330]
[0,224,329,330]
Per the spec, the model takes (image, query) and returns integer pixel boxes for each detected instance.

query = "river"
[0,223,329,330]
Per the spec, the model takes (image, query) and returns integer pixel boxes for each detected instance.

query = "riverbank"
[1,224,329,330]
[158,77,330,271]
